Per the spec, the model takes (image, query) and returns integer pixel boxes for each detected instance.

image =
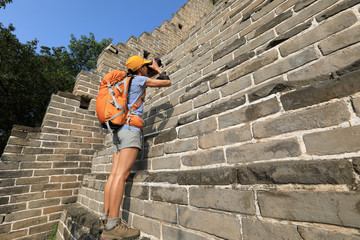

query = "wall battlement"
[1,0,360,239]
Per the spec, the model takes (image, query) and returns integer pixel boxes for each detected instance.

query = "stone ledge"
[127,158,358,186]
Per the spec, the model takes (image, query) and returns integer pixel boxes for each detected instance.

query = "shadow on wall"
[133,100,175,171]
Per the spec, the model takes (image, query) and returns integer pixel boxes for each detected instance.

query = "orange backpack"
[96,70,145,132]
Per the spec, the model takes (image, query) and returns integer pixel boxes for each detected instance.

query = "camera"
[149,57,163,68]
[147,57,162,75]
[147,57,169,80]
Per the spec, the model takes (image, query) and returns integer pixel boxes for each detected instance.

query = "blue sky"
[0,0,188,50]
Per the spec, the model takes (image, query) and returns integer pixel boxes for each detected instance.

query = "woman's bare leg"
[108,147,139,218]
[103,152,121,216]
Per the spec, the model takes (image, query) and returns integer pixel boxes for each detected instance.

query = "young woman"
[100,56,171,240]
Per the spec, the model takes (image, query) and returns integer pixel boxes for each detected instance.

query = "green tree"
[0,23,113,155]
[68,33,112,72]
[0,23,51,154]
[0,0,13,9]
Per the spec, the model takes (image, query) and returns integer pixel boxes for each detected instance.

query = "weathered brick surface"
[242,218,303,240]
[229,49,278,82]
[319,24,360,55]
[288,43,360,81]
[179,206,241,239]
[181,148,225,166]
[162,225,208,240]
[253,101,350,138]
[304,125,360,155]
[219,97,280,129]
[199,125,252,149]
[254,46,318,84]
[3,1,360,239]
[151,186,188,205]
[152,156,181,170]
[279,10,358,57]
[275,0,340,34]
[258,191,360,228]
[164,138,197,154]
[282,69,360,110]
[132,215,160,239]
[199,94,246,119]
[237,159,355,185]
[178,167,236,185]
[316,0,360,22]
[297,225,360,240]
[226,138,301,163]
[144,201,177,223]
[178,117,217,139]
[189,187,256,214]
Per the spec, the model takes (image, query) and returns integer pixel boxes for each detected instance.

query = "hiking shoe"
[101,218,140,240]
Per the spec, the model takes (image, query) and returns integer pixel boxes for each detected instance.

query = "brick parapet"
[2,0,360,239]
[85,0,360,239]
[0,91,106,239]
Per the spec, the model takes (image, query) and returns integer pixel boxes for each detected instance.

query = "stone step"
[57,203,151,240]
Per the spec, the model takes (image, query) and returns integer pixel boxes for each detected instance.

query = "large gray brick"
[279,10,357,57]
[251,0,287,21]
[124,184,149,200]
[283,69,360,110]
[253,101,350,138]
[237,159,355,185]
[242,218,303,240]
[293,0,317,12]
[316,0,360,22]
[132,215,160,239]
[164,138,197,154]
[180,82,209,103]
[252,10,292,39]
[151,186,188,205]
[218,98,280,129]
[297,225,360,240]
[254,46,318,84]
[213,37,246,61]
[220,75,252,97]
[319,24,360,56]
[178,117,217,139]
[288,42,360,82]
[181,149,225,167]
[275,0,340,34]
[194,90,220,108]
[199,125,252,149]
[152,156,181,170]
[199,94,246,119]
[258,191,360,228]
[144,201,177,223]
[179,206,241,239]
[261,20,312,52]
[178,167,236,185]
[189,187,255,214]
[226,138,301,164]
[304,125,360,155]
[229,49,278,82]
[162,225,208,240]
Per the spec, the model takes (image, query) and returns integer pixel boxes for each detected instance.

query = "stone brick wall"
[2,0,360,239]
[68,0,360,239]
[0,1,214,239]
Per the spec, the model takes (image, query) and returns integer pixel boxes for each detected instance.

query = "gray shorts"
[112,129,142,152]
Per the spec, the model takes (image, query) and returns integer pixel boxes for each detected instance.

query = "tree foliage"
[0,0,13,9]
[0,23,112,155]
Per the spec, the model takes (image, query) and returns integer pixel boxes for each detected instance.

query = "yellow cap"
[126,56,151,72]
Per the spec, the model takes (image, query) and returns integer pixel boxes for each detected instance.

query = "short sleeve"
[134,76,148,87]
